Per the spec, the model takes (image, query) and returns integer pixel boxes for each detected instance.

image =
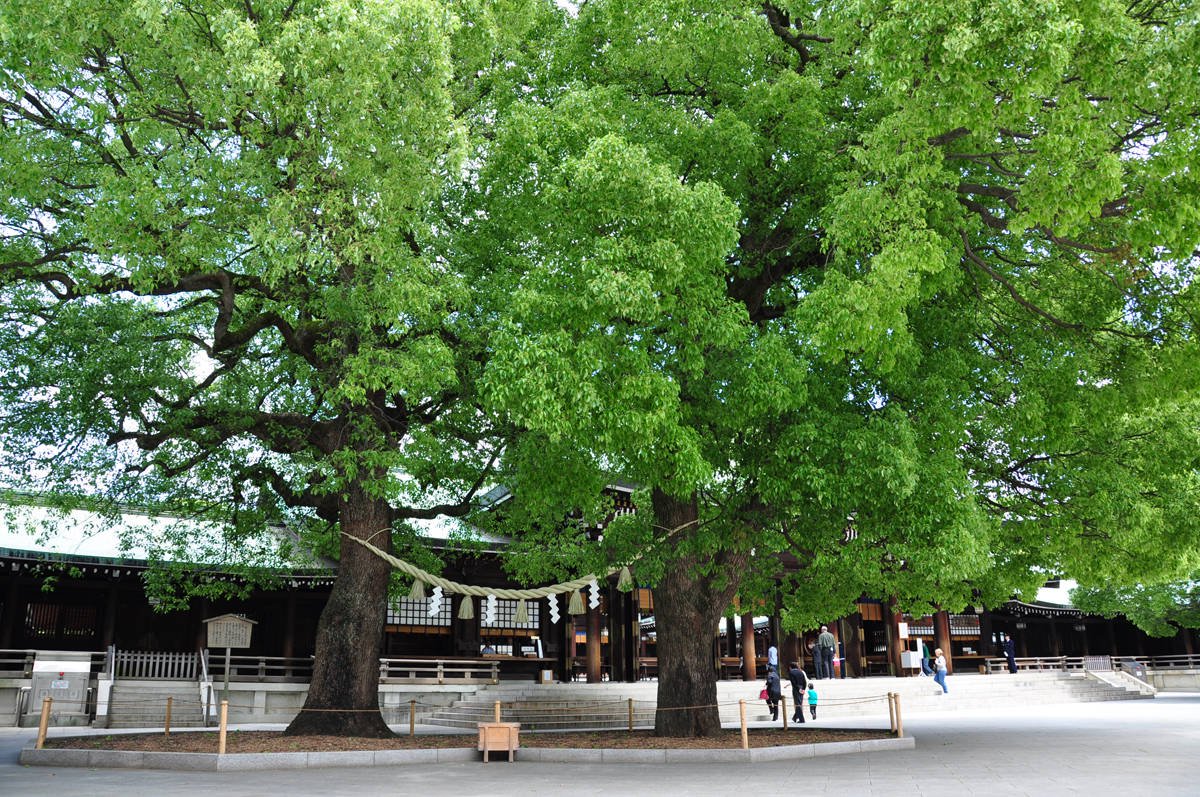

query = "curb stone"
[18,736,914,770]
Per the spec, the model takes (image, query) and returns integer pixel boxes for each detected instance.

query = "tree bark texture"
[284,481,394,737]
[651,489,747,737]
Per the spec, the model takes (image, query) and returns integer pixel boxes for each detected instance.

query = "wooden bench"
[477,721,520,762]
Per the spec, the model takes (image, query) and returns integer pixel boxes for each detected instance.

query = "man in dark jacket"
[787,662,808,723]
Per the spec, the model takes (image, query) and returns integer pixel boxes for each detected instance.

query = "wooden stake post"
[35,697,52,749]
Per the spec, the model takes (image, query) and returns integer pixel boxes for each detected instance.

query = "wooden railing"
[983,656,1086,673]
[0,649,36,678]
[379,657,499,684]
[113,649,200,679]
[1116,654,1200,670]
[984,654,1200,674]
[206,654,313,683]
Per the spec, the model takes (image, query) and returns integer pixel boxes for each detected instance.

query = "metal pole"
[35,697,52,749]
[738,699,748,750]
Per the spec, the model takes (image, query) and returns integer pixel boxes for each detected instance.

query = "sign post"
[203,615,257,711]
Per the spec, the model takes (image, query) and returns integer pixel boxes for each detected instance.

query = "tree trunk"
[651,489,747,737]
[284,480,393,737]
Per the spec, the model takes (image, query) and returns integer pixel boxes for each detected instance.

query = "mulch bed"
[44,727,889,753]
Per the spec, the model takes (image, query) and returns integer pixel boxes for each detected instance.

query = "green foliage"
[1073,578,1200,637]
[2,0,1199,646]
[481,0,1200,626]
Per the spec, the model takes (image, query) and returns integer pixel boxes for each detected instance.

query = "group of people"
[762,660,818,722]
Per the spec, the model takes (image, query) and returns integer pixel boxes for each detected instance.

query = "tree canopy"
[2,0,1199,738]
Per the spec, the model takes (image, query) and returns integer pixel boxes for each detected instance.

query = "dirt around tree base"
[45,727,890,753]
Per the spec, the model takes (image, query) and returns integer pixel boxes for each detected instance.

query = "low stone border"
[19,736,913,771]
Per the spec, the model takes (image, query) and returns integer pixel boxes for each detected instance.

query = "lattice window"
[949,614,981,636]
[483,598,539,630]
[387,597,451,627]
[24,603,96,638]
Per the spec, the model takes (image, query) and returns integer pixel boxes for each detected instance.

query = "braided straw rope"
[346,534,623,599]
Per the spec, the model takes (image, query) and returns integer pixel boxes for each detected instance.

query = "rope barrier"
[105,694,884,714]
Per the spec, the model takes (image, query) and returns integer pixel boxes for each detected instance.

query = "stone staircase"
[422,671,1151,731]
[103,680,207,729]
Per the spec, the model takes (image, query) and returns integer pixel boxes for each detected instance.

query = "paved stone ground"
[2,693,1196,796]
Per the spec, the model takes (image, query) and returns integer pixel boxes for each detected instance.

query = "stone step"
[418,672,1148,729]
[105,682,208,729]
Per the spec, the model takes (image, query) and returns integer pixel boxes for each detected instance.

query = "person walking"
[764,668,782,720]
[787,661,808,723]
[933,647,949,694]
[808,638,823,679]
[920,640,933,676]
[766,640,779,673]
[807,682,819,720]
[817,625,837,679]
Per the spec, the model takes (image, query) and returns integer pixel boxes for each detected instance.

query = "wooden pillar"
[586,599,602,683]
[740,611,757,681]
[887,603,904,676]
[610,583,638,682]
[454,596,480,657]
[1181,627,1195,656]
[606,584,624,681]
[625,585,639,682]
[1048,619,1061,657]
[282,593,297,660]
[0,575,19,648]
[100,582,119,649]
[978,610,994,657]
[934,610,953,675]
[551,595,571,681]
[845,613,864,678]
[783,630,799,673]
[769,583,782,658]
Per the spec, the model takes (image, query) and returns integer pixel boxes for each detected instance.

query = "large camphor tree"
[476,0,1200,735]
[0,0,572,736]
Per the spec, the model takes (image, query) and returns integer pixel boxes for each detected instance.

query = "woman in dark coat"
[764,669,782,720]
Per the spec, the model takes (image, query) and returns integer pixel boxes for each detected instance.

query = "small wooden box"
[477,721,520,762]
